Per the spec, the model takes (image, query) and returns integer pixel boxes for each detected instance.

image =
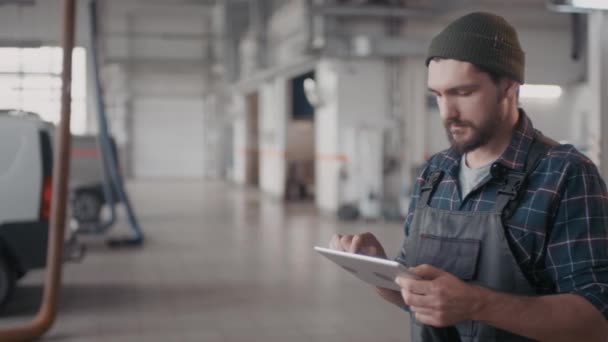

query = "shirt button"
[490,163,505,178]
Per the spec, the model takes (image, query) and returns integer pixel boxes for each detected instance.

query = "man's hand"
[328,232,406,307]
[395,264,484,327]
[328,232,387,258]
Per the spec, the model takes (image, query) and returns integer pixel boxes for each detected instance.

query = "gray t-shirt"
[459,154,493,199]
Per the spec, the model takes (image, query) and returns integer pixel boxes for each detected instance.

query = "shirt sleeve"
[394,163,430,265]
[547,159,608,320]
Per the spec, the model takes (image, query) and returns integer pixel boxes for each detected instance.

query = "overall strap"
[418,170,444,208]
[494,133,558,218]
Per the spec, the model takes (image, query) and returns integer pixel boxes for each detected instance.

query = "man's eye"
[458,91,473,96]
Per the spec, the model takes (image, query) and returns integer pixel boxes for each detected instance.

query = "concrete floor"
[0,181,411,341]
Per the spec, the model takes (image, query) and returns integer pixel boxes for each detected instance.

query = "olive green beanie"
[426,12,525,84]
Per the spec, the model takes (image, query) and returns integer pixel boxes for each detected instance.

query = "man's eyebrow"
[428,84,481,94]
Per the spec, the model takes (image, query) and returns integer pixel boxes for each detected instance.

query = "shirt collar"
[438,109,537,179]
[494,109,537,172]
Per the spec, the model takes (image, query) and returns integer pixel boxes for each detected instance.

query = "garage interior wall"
[100,2,216,179]
[1,0,606,205]
[231,0,312,198]
[228,1,600,213]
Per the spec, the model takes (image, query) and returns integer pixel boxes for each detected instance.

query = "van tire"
[72,190,103,223]
[0,256,16,308]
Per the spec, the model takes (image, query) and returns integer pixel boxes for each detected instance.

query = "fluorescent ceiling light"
[571,0,608,10]
[548,0,608,12]
[520,84,563,100]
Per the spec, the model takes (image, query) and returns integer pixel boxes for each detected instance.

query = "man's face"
[427,59,507,154]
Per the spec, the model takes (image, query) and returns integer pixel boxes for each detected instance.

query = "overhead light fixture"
[352,35,372,57]
[571,0,608,10]
[303,78,323,107]
[548,0,608,11]
[520,84,563,100]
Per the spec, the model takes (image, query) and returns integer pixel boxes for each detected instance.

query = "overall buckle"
[497,174,524,199]
[421,171,443,192]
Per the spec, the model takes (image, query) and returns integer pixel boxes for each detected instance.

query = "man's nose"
[438,97,458,121]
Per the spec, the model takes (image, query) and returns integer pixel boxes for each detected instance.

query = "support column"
[400,57,427,204]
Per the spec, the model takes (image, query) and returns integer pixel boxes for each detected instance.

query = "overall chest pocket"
[414,234,481,281]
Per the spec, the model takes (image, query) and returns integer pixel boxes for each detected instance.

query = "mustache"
[444,119,473,128]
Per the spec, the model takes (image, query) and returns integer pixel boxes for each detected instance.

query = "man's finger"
[348,235,361,253]
[409,264,445,280]
[329,234,340,249]
[329,234,342,250]
[414,312,436,326]
[401,289,435,308]
[339,235,354,251]
[409,305,435,316]
[395,277,432,295]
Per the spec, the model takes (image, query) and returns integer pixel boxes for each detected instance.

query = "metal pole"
[0,0,75,340]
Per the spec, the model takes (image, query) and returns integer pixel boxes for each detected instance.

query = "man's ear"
[503,79,520,99]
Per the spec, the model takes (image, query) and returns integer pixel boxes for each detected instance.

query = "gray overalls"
[402,134,555,342]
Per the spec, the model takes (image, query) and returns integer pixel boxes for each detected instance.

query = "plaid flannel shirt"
[397,110,608,319]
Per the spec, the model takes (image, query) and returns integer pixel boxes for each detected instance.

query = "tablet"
[314,246,419,291]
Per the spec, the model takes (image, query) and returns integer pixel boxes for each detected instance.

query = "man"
[329,12,608,342]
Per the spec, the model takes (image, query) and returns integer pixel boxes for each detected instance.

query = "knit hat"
[426,12,525,84]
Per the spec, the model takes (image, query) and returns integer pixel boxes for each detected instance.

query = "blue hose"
[88,0,144,246]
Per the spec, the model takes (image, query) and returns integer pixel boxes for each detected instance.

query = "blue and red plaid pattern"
[397,110,608,319]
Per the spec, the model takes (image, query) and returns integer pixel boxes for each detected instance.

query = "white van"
[0,109,54,307]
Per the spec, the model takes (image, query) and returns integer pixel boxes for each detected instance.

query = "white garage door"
[132,97,205,178]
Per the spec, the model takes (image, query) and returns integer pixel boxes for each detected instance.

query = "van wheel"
[0,256,16,308]
[72,190,103,223]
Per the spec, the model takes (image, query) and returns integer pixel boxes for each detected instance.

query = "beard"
[444,108,503,154]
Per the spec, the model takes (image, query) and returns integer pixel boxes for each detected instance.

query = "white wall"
[314,58,390,212]
[521,93,576,142]
[131,97,204,178]
[520,29,585,85]
[338,59,388,214]
[230,81,292,197]
[99,1,215,179]
[569,84,598,163]
[103,62,208,179]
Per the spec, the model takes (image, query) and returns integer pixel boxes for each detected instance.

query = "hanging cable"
[88,0,144,247]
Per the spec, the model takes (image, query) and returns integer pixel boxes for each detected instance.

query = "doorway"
[285,71,316,201]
